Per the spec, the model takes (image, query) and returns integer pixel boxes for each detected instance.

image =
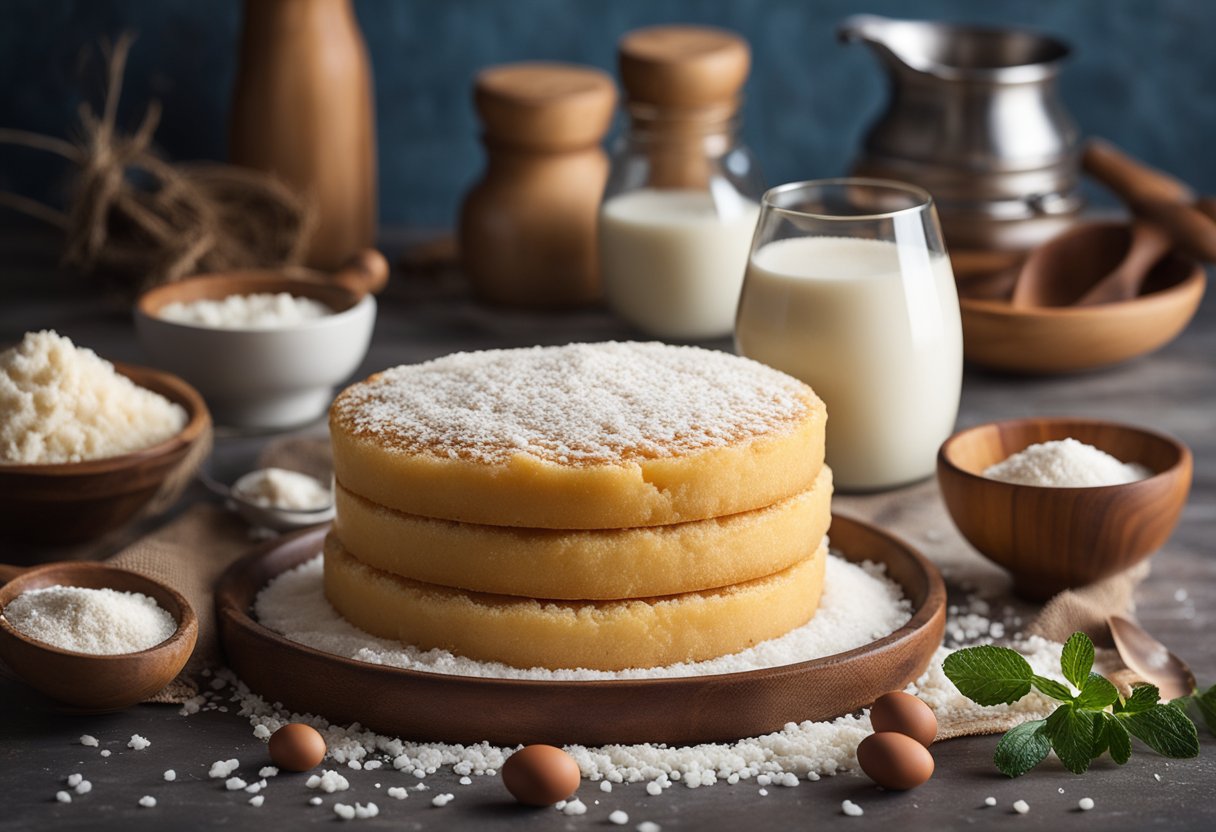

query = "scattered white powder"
[842,799,863,817]
[609,809,629,824]
[79,735,98,748]
[249,795,264,808]
[209,759,239,778]
[431,793,454,807]
[1013,799,1030,814]
[3,587,176,655]
[1079,797,1094,811]
[255,552,910,680]
[306,770,350,793]
[983,438,1151,487]
[157,293,331,329]
[331,342,813,466]
[128,734,151,751]
[138,796,156,808]
[55,791,71,803]
[163,770,176,782]
[0,330,187,464]
[235,468,332,512]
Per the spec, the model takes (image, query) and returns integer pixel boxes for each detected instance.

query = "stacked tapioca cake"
[326,341,831,671]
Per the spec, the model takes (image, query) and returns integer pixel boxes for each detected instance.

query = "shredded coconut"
[306,770,350,793]
[331,342,813,466]
[157,293,332,329]
[0,330,186,464]
[983,437,1151,487]
[3,586,176,655]
[255,552,910,680]
[235,468,331,512]
[128,734,151,751]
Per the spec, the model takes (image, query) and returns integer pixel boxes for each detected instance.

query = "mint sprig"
[943,632,1201,777]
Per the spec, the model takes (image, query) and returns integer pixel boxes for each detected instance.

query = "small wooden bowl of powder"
[0,331,212,544]
[938,418,1192,599]
[0,561,198,710]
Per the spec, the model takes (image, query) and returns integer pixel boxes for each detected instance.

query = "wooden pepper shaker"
[229,0,377,271]
[459,63,616,307]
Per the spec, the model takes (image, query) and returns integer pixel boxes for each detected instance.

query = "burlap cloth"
[90,438,1152,738]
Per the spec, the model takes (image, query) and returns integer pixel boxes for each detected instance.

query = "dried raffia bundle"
[0,34,315,297]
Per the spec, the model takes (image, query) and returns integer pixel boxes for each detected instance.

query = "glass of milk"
[735,179,963,491]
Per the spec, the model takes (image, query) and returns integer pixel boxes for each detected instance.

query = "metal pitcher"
[839,14,1082,250]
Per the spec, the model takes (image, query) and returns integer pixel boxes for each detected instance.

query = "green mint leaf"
[1045,704,1096,774]
[1090,714,1110,760]
[1196,685,1216,735]
[994,719,1052,778]
[1060,632,1095,689]
[1119,704,1200,759]
[1101,712,1132,764]
[1033,675,1075,702]
[943,646,1034,706]
[1076,673,1120,710]
[1116,683,1161,715]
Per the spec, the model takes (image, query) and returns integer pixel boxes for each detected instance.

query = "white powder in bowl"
[0,330,187,464]
[157,293,332,329]
[234,468,331,512]
[2,586,176,654]
[254,551,911,680]
[983,437,1151,487]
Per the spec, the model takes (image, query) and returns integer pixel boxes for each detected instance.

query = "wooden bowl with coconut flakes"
[938,417,1192,600]
[0,363,211,545]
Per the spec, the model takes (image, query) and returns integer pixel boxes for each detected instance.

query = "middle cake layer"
[323,533,828,671]
[333,465,832,599]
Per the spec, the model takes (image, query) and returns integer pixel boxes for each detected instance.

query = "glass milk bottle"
[735,179,963,491]
[599,25,764,340]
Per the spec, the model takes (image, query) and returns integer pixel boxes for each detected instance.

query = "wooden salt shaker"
[459,63,616,307]
[229,0,377,271]
[617,25,751,189]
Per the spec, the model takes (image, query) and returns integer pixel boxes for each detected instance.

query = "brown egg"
[870,691,938,747]
[501,744,581,806]
[857,732,935,790]
[268,723,327,772]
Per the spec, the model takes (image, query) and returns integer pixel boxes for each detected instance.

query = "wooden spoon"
[1011,220,1171,308]
[1108,614,1197,702]
[0,562,197,710]
[328,248,390,298]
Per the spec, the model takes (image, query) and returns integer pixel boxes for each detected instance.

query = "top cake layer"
[330,341,826,528]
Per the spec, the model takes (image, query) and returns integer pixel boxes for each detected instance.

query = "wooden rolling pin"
[1082,140,1216,262]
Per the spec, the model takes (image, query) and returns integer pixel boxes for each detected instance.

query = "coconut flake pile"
[983,437,1151,487]
[0,330,186,464]
[2,585,176,654]
[331,342,815,465]
[157,292,332,329]
[255,552,910,680]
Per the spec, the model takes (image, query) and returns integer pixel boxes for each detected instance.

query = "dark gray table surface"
[1,227,1213,831]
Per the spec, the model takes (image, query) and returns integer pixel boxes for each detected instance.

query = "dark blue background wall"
[2,0,1213,228]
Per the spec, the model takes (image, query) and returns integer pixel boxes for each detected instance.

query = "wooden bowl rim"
[216,513,946,692]
[0,561,199,662]
[939,417,1192,492]
[135,272,372,330]
[0,362,210,478]
[959,258,1205,318]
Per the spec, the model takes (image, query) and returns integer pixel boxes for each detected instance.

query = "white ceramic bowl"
[135,272,376,429]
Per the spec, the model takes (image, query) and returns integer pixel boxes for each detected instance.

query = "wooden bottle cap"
[474,62,616,151]
[618,25,750,109]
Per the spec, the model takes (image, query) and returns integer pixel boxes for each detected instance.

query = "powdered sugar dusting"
[254,551,910,680]
[331,342,815,465]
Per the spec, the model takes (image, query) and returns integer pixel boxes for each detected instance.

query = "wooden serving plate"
[216,514,946,746]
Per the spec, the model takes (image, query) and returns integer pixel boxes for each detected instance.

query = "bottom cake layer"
[322,533,827,672]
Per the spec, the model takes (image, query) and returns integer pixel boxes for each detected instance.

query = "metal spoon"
[1107,614,1197,701]
[198,468,335,533]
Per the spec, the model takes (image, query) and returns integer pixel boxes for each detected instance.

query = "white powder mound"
[157,293,332,329]
[254,552,911,680]
[0,330,187,464]
[235,468,331,511]
[331,341,814,465]
[983,438,1151,487]
[3,586,176,654]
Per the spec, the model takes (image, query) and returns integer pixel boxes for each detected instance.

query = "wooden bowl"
[0,363,211,544]
[958,252,1205,374]
[0,562,198,710]
[216,514,946,746]
[938,418,1192,600]
[135,272,376,429]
